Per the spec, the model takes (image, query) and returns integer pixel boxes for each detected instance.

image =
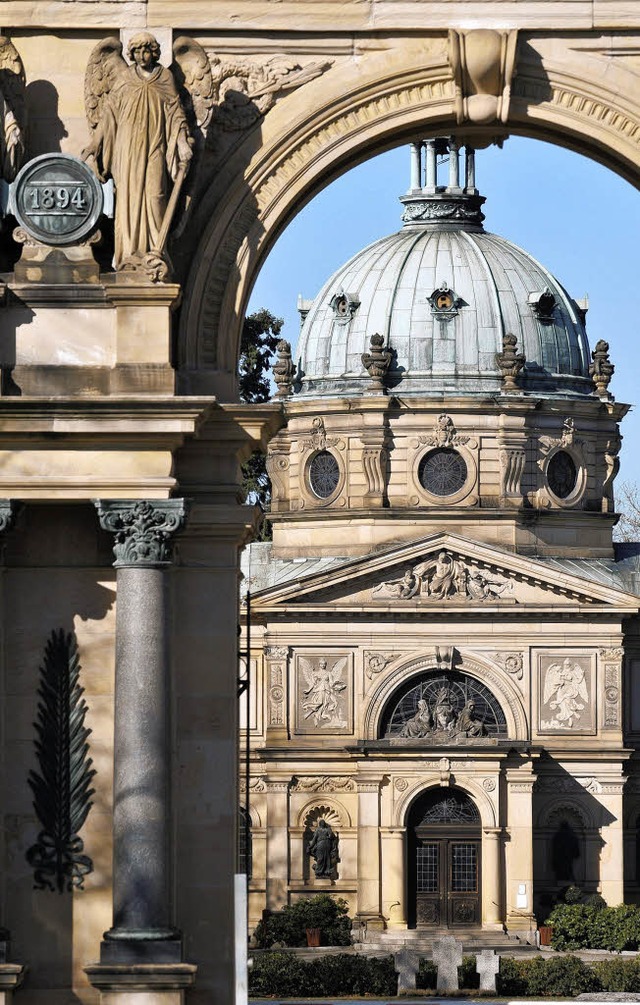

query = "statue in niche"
[0,36,26,181]
[400,698,432,737]
[307,819,338,878]
[83,33,212,271]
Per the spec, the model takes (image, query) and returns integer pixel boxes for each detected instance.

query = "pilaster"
[265,779,290,910]
[355,776,385,930]
[505,767,536,933]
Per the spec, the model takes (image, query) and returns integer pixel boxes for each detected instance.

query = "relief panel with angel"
[295,653,352,734]
[537,652,596,734]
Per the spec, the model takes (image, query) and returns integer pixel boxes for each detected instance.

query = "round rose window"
[308,451,340,498]
[547,450,577,499]
[418,449,467,497]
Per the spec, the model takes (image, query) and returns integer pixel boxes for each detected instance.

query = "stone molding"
[291,776,356,793]
[95,499,188,567]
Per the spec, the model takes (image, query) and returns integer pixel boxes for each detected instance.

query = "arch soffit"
[181,39,640,375]
[297,798,352,830]
[395,778,497,829]
[362,651,527,741]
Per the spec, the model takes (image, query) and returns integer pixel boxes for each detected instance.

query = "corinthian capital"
[94,499,188,567]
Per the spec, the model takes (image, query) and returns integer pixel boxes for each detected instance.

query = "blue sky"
[248,137,640,486]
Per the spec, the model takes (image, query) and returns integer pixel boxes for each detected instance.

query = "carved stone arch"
[538,798,593,831]
[298,800,351,830]
[179,38,640,385]
[247,805,262,829]
[395,777,496,829]
[363,650,527,741]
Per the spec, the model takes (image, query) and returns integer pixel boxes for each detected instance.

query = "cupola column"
[424,140,437,192]
[465,147,476,192]
[409,142,422,192]
[449,138,461,191]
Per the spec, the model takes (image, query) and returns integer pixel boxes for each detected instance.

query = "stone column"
[504,767,536,934]
[448,138,461,190]
[424,140,437,192]
[87,500,196,1001]
[265,780,290,910]
[465,146,476,191]
[482,828,503,928]
[356,777,384,930]
[409,142,422,192]
[381,827,406,929]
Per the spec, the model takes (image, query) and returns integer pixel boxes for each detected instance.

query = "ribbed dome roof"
[295,145,591,398]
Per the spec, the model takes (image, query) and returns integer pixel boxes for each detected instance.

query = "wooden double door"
[407,789,481,929]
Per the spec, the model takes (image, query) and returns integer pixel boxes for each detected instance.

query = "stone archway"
[179,31,640,388]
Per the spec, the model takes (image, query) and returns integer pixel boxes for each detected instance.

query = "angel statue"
[301,657,347,727]
[543,658,589,728]
[0,36,26,181]
[83,33,215,272]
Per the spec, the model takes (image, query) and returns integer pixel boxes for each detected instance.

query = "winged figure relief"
[300,656,348,728]
[0,36,26,181]
[542,658,589,728]
[83,33,214,269]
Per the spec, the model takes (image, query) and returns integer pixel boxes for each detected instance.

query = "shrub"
[459,954,480,989]
[594,957,640,993]
[416,957,437,989]
[312,954,397,996]
[249,951,318,996]
[253,894,352,948]
[526,955,600,997]
[496,956,534,997]
[547,903,640,952]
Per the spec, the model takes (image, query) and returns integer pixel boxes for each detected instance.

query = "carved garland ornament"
[291,776,356,793]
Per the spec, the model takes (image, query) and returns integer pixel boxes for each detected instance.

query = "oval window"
[418,448,467,497]
[308,451,340,499]
[547,450,577,499]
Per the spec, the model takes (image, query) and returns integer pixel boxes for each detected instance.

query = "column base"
[100,938,184,965]
[85,962,197,1005]
[0,963,26,1004]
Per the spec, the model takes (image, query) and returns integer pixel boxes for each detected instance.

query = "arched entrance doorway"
[407,787,481,929]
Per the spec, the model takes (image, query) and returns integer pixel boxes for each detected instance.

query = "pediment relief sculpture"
[372,550,513,603]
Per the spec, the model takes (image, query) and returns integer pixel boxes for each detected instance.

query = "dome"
[295,142,591,398]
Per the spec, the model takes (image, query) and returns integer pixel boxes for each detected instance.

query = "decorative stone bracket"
[448,29,518,126]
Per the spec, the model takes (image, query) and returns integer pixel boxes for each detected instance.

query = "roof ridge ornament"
[361,333,392,393]
[496,332,526,393]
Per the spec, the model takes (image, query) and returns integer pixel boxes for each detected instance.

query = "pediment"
[251,533,640,614]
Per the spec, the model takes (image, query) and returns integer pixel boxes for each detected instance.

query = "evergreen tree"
[239,309,284,539]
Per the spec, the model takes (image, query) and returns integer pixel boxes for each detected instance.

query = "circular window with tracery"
[308,451,340,499]
[418,449,467,497]
[547,450,578,499]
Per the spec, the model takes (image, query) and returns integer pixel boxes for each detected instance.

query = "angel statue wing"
[573,665,589,704]
[299,657,318,693]
[0,35,26,181]
[543,663,562,705]
[170,37,217,133]
[83,37,128,175]
[329,657,348,690]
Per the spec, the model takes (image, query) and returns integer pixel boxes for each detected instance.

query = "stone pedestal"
[0,963,26,1004]
[88,500,194,999]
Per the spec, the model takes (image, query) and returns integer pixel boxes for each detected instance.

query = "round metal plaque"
[12,153,103,246]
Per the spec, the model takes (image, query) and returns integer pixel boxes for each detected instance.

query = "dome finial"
[402,137,485,230]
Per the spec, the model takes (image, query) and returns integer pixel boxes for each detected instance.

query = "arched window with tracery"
[379,669,508,739]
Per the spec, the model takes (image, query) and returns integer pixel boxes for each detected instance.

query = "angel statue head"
[127,32,161,68]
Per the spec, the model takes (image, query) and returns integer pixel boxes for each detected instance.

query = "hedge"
[253,894,352,948]
[250,951,640,998]
[547,903,640,952]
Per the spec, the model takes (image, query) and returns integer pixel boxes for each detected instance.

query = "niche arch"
[179,38,640,383]
[297,799,351,830]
